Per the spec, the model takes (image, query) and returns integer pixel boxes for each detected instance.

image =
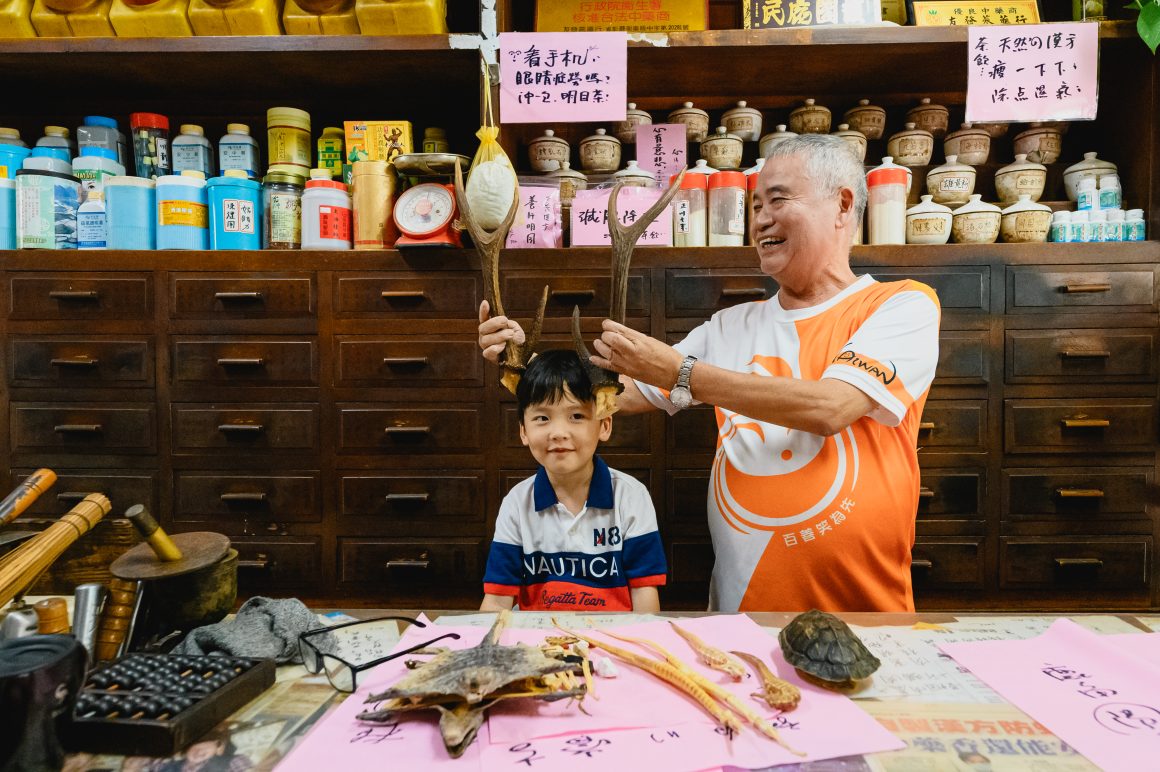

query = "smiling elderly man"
[479,134,941,613]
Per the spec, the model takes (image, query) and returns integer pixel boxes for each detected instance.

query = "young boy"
[481,350,667,612]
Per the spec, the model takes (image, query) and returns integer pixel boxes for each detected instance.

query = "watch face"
[671,386,692,410]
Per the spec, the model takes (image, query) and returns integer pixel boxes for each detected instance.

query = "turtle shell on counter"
[778,609,881,688]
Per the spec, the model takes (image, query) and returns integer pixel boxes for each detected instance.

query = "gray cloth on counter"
[173,597,330,664]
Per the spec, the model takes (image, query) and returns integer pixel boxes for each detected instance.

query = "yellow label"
[536,0,708,32]
[159,200,208,228]
[912,1,1040,25]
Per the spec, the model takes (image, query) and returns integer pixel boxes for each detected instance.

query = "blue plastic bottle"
[105,175,156,250]
[156,171,208,250]
[207,170,261,250]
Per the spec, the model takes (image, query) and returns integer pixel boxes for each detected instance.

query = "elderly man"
[479,135,941,613]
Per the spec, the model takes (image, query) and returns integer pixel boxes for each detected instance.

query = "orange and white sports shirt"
[638,274,940,613]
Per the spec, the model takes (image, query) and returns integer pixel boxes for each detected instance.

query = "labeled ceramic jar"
[951,194,1001,244]
[528,129,569,173]
[722,100,763,142]
[700,126,744,171]
[686,159,718,177]
[668,102,710,143]
[906,98,949,139]
[788,98,831,134]
[925,155,975,205]
[905,195,952,245]
[613,102,652,144]
[1062,152,1117,202]
[546,161,587,207]
[831,124,867,163]
[975,122,1009,138]
[999,194,1052,243]
[758,125,797,158]
[1013,123,1062,164]
[887,123,934,167]
[843,99,886,140]
[579,128,621,173]
[611,160,655,188]
[994,154,1046,203]
[943,123,990,165]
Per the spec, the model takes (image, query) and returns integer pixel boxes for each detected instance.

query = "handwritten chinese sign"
[535,0,708,33]
[571,187,672,247]
[912,1,1040,26]
[966,22,1098,123]
[743,0,880,28]
[635,124,685,185]
[506,187,563,249]
[499,32,627,124]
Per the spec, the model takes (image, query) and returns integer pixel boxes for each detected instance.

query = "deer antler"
[455,158,547,394]
[573,171,687,418]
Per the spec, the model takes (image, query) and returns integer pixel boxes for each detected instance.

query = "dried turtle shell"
[778,609,881,687]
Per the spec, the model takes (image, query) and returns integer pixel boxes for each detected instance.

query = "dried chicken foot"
[669,621,746,680]
[730,650,801,712]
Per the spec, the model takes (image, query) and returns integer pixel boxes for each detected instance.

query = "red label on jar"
[318,205,351,241]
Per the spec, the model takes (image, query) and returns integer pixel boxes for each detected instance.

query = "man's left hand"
[591,320,683,389]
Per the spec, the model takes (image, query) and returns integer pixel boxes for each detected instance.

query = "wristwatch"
[670,355,698,410]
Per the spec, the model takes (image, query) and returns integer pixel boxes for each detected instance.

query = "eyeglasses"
[298,615,461,693]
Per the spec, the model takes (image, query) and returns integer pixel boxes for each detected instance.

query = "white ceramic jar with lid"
[700,126,744,171]
[528,129,570,173]
[905,195,953,245]
[613,102,652,143]
[686,159,719,177]
[1062,152,1117,202]
[843,99,886,140]
[611,160,656,188]
[578,128,621,173]
[886,123,934,167]
[951,194,1001,244]
[758,125,797,159]
[994,154,1046,203]
[788,98,831,134]
[667,102,710,143]
[1013,123,1062,164]
[546,161,587,207]
[925,155,975,205]
[831,124,867,163]
[943,123,990,165]
[722,101,763,142]
[999,194,1052,243]
[906,97,949,139]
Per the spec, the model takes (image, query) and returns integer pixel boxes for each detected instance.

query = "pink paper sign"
[966,22,1099,123]
[635,124,686,184]
[506,187,563,248]
[570,187,672,247]
[941,620,1160,771]
[499,32,627,124]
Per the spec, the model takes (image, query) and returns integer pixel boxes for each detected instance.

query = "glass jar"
[262,170,304,249]
[671,172,707,248]
[707,171,745,247]
[129,112,170,180]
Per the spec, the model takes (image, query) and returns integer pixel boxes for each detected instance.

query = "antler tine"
[606,171,687,323]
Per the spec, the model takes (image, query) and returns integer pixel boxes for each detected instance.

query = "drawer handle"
[385,554,430,570]
[1056,487,1105,499]
[1060,350,1111,359]
[918,422,937,431]
[381,291,427,300]
[1054,557,1103,569]
[1060,283,1112,294]
[214,291,264,301]
[384,426,431,436]
[48,290,99,301]
[721,287,768,298]
[237,554,271,570]
[220,492,268,503]
[218,423,265,434]
[385,492,431,504]
[50,357,100,367]
[550,289,596,301]
[911,559,933,571]
[217,358,265,367]
[1061,418,1110,429]
[56,491,92,503]
[382,357,429,367]
[918,487,935,499]
[54,424,102,434]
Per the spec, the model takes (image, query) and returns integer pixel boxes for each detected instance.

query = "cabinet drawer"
[668,470,710,534]
[935,330,989,385]
[502,271,648,317]
[9,274,151,320]
[911,539,984,589]
[171,274,315,319]
[9,469,156,516]
[174,472,321,523]
[1006,329,1156,383]
[1004,399,1155,454]
[501,406,651,452]
[666,270,777,316]
[172,338,317,386]
[668,540,713,584]
[172,405,318,452]
[10,338,154,386]
[1000,538,1151,590]
[669,405,718,452]
[339,473,485,526]
[339,537,484,586]
[858,266,988,311]
[11,404,156,454]
[1003,468,1151,521]
[336,338,482,386]
[1007,267,1155,312]
[337,406,481,453]
[918,401,987,450]
[234,539,322,589]
[918,470,984,519]
[335,274,479,316]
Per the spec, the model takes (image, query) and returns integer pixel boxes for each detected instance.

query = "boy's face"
[519,388,612,478]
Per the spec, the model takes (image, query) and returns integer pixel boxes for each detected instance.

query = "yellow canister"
[354,0,445,34]
[32,0,114,35]
[350,160,398,250]
[267,107,312,176]
[189,0,283,35]
[0,0,37,36]
[109,0,193,36]
[317,127,344,176]
[283,0,356,33]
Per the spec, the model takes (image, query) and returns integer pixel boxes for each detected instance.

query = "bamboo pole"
[0,468,57,528]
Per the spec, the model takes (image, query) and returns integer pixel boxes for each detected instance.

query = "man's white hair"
[764,134,868,224]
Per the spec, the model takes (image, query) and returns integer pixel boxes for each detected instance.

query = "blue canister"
[15,166,80,249]
[156,172,208,250]
[0,144,31,180]
[207,171,261,250]
[0,178,14,249]
[105,176,156,250]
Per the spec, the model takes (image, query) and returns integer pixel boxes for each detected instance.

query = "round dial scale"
[394,183,456,237]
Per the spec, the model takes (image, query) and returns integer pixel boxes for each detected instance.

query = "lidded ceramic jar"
[743,157,764,177]
[887,123,934,167]
[843,98,886,140]
[925,155,976,205]
[758,125,797,158]
[906,97,949,139]
[722,101,763,142]
[906,195,953,245]
[613,102,653,144]
[1000,194,1052,243]
[527,129,569,173]
[831,124,867,163]
[1063,152,1118,202]
[994,154,1046,203]
[578,128,621,173]
[668,102,710,143]
[686,159,719,176]
[975,122,1009,138]
[546,161,588,207]
[951,194,1001,244]
[788,98,831,134]
[611,160,656,188]
[1013,123,1062,164]
[943,122,990,165]
[700,126,744,171]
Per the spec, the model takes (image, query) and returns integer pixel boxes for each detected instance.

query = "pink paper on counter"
[1107,630,1160,669]
[941,619,1160,771]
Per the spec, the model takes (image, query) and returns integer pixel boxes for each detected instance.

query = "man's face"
[519,389,612,480]
[749,154,843,281]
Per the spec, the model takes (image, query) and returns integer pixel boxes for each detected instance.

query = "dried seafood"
[669,621,746,680]
[731,650,801,711]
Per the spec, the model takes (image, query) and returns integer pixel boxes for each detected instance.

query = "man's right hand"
[478,300,525,365]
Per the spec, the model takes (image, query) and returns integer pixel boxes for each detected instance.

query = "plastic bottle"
[0,0,37,37]
[24,151,72,176]
[1050,210,1071,243]
[1104,209,1124,242]
[267,107,311,177]
[77,116,129,169]
[354,0,447,34]
[108,0,193,36]
[866,157,908,245]
[1088,210,1106,242]
[219,123,259,179]
[172,124,215,178]
[707,171,745,247]
[156,171,208,250]
[317,127,344,176]
[105,175,155,250]
[282,0,359,34]
[1097,173,1121,210]
[300,168,351,250]
[1076,177,1097,212]
[15,161,80,249]
[0,130,31,180]
[206,170,261,250]
[1125,209,1145,242]
[189,0,282,34]
[0,177,15,248]
[31,0,115,36]
[72,146,125,202]
[77,191,106,249]
[130,112,171,179]
[1069,210,1089,243]
[262,170,303,249]
[34,126,73,162]
[671,171,707,247]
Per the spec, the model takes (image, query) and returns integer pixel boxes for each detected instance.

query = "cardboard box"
[536,0,708,32]
[742,0,881,28]
[342,121,413,164]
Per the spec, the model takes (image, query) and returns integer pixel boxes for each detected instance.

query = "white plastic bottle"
[1076,177,1098,212]
[1069,210,1090,242]
[1104,209,1124,242]
[1050,210,1071,242]
[77,192,107,250]
[301,169,351,250]
[73,147,125,202]
[219,124,260,179]
[1125,209,1145,241]
[1089,210,1107,242]
[172,124,215,178]
[35,125,74,162]
[1097,173,1121,210]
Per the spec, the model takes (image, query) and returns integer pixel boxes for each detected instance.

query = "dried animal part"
[778,609,881,689]
[731,650,801,712]
[669,621,747,680]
